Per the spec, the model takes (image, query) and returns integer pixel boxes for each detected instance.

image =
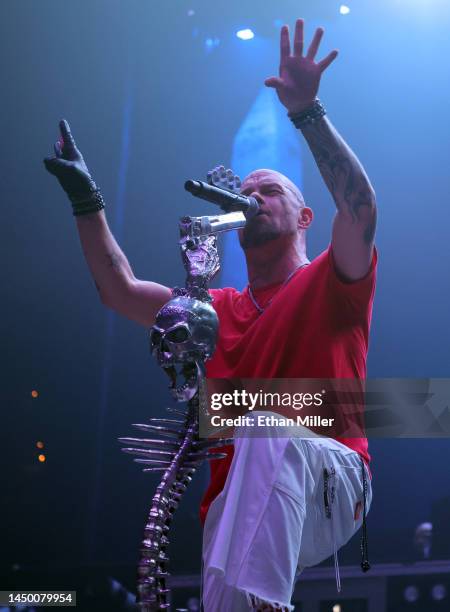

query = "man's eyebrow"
[241,181,285,193]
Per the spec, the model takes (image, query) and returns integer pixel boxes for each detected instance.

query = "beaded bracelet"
[288,99,326,129]
[70,190,105,217]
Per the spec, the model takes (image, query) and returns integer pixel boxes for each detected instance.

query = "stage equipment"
[119,167,245,610]
[184,178,259,217]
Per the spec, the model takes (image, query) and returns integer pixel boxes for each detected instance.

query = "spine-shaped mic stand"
[119,205,245,610]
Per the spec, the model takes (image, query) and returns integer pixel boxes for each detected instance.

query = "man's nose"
[249,191,264,204]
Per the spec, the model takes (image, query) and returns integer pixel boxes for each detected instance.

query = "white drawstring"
[330,471,341,593]
[333,531,341,593]
[200,556,205,611]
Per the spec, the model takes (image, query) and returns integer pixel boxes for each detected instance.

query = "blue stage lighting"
[236,29,255,40]
[204,37,220,52]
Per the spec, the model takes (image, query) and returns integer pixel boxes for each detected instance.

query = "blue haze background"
[1,0,450,580]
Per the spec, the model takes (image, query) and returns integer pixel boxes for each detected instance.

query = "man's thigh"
[202,418,307,610]
[202,427,294,586]
[296,439,372,569]
[202,420,372,607]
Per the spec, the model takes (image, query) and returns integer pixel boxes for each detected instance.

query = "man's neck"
[245,241,309,290]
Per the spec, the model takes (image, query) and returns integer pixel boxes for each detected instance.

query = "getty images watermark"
[198,378,450,439]
[209,389,332,429]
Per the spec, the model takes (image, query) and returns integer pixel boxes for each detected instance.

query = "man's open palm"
[265,19,338,114]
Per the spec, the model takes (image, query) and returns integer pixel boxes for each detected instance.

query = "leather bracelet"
[70,189,105,217]
[288,99,326,129]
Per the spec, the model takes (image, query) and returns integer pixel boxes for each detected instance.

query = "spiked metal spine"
[119,186,246,610]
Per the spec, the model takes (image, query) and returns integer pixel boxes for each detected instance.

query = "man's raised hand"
[265,19,338,114]
[44,119,96,197]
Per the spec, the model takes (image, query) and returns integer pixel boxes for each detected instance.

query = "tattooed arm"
[266,19,377,280]
[76,210,171,326]
[300,117,376,280]
[44,120,170,326]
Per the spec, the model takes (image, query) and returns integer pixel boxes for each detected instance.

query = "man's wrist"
[70,188,106,217]
[288,99,326,129]
[286,99,316,115]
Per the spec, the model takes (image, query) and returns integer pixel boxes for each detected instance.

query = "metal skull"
[150,296,219,401]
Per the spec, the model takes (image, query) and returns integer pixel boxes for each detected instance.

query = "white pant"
[201,411,372,611]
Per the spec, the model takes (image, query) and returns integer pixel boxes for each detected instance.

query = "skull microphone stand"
[118,177,251,611]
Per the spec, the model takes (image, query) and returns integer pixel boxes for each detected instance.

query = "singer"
[200,21,377,609]
[44,19,377,612]
[194,19,377,611]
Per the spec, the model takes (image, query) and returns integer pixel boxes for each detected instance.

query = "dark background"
[1,0,450,588]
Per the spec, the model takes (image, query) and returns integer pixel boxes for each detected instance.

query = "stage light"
[31,390,38,398]
[38,454,46,463]
[403,585,419,603]
[187,9,195,17]
[431,583,447,601]
[236,29,255,41]
[332,605,341,612]
[36,441,44,449]
[204,37,220,52]
[340,5,350,15]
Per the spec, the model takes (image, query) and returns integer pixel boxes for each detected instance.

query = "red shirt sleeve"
[327,244,378,319]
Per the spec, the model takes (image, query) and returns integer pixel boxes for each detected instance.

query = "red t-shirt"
[199,244,377,525]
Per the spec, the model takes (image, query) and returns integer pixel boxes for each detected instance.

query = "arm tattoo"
[301,116,376,244]
[364,207,377,244]
[105,251,135,284]
[106,252,122,270]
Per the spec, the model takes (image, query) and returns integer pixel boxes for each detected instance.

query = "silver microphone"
[184,180,259,219]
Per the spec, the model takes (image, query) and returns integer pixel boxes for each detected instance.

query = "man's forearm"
[300,115,376,236]
[75,209,135,304]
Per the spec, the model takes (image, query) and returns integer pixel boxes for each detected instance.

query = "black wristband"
[288,99,326,129]
[70,189,105,217]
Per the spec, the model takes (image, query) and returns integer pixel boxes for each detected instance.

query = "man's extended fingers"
[293,19,304,57]
[318,49,339,72]
[59,119,76,151]
[306,27,324,60]
[280,25,291,60]
[43,156,69,176]
[265,76,283,89]
[44,156,56,167]
[54,141,63,158]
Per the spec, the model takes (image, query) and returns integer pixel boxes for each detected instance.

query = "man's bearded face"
[238,170,304,249]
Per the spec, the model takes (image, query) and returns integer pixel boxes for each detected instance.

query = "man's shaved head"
[241,169,305,209]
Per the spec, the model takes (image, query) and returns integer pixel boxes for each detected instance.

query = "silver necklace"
[247,262,310,314]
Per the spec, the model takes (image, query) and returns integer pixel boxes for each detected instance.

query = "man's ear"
[298,206,313,230]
